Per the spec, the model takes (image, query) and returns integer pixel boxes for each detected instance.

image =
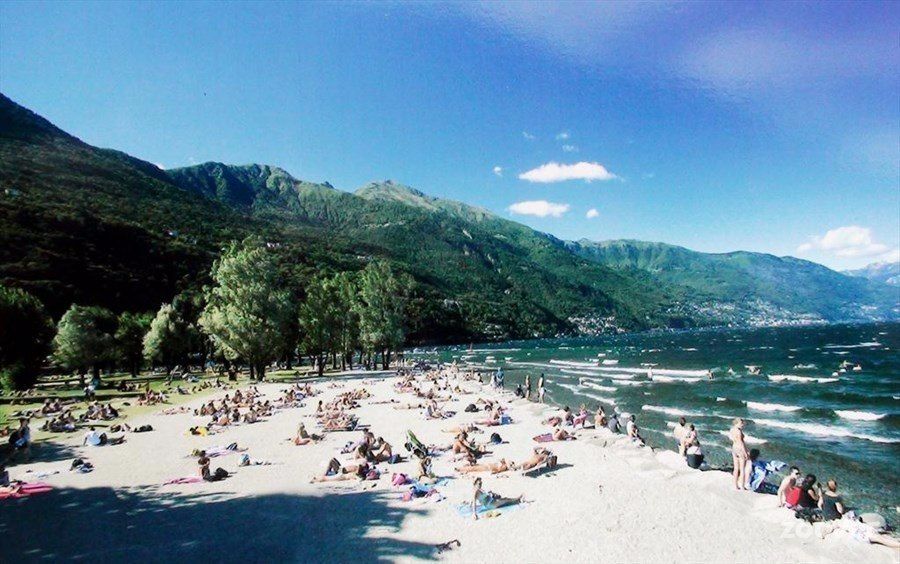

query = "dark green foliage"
[0,285,54,390]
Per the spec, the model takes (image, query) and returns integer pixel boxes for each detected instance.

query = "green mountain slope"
[167,167,674,338]
[0,94,255,315]
[567,239,899,323]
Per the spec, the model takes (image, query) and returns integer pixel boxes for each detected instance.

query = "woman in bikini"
[456,458,515,475]
[729,418,750,491]
[470,477,523,520]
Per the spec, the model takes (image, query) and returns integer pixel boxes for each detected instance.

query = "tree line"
[0,239,411,390]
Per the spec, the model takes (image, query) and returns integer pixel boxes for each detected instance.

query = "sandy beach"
[1,369,896,563]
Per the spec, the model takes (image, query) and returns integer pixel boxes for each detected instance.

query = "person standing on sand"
[537,374,545,403]
[673,417,688,455]
[524,374,531,401]
[729,418,750,491]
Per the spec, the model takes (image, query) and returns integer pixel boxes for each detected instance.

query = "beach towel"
[533,433,554,443]
[748,459,786,492]
[0,482,53,499]
[455,501,522,518]
[164,476,203,485]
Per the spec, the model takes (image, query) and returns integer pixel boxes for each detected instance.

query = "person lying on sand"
[519,448,557,472]
[310,458,379,483]
[470,477,523,520]
[293,423,323,445]
[452,431,486,459]
[552,426,574,441]
[443,423,480,435]
[82,426,125,446]
[456,458,516,475]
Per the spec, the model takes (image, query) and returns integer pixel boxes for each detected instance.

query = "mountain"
[844,261,900,287]
[567,239,899,324]
[1,93,895,342]
[167,166,674,338]
[1,94,675,341]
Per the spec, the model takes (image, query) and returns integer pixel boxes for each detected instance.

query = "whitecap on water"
[768,374,839,384]
[752,418,899,444]
[834,410,886,421]
[745,401,803,413]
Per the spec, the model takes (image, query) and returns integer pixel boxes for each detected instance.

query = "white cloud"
[796,226,896,259]
[154,163,166,170]
[586,208,600,219]
[492,166,503,177]
[519,161,617,183]
[562,144,578,152]
[522,131,536,140]
[556,131,570,140]
[507,200,570,218]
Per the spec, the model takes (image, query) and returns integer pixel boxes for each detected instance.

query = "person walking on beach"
[729,418,750,491]
[524,374,531,401]
[537,374,545,403]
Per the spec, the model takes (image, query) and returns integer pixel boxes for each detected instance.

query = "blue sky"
[1,1,898,269]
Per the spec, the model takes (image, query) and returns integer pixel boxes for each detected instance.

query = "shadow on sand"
[0,484,438,563]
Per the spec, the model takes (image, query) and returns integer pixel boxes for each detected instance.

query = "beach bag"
[490,433,502,445]
[500,414,511,425]
[134,425,153,433]
[213,467,228,480]
[464,404,478,413]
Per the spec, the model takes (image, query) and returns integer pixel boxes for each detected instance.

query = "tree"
[299,275,340,376]
[355,261,410,370]
[199,239,295,380]
[115,312,152,377]
[143,303,192,374]
[0,286,54,390]
[53,304,116,383]
[333,272,360,370]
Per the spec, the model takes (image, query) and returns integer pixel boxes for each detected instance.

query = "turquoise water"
[409,322,900,523]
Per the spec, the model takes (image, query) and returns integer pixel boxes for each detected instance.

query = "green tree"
[53,304,116,383]
[333,272,360,370]
[115,312,152,377]
[143,303,192,374]
[355,261,410,370]
[199,239,295,380]
[299,275,340,376]
[0,286,54,390]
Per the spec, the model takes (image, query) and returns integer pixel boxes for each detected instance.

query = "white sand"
[1,372,895,563]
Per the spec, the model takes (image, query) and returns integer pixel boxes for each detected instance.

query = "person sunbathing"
[519,448,557,472]
[552,426,574,441]
[456,458,516,474]
[372,438,395,462]
[470,477,523,520]
[310,458,377,483]
[292,423,323,445]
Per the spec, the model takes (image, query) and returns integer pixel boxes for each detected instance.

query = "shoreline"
[1,369,896,562]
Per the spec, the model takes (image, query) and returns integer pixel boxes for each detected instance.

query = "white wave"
[582,392,616,405]
[823,342,881,349]
[651,375,704,384]
[601,359,619,365]
[580,379,617,393]
[718,430,767,445]
[641,405,704,417]
[745,401,803,412]
[834,410,887,421]
[716,397,727,402]
[768,374,839,384]
[793,364,817,370]
[752,419,900,444]
[682,347,698,351]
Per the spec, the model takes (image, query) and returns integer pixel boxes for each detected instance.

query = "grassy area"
[0,373,224,439]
